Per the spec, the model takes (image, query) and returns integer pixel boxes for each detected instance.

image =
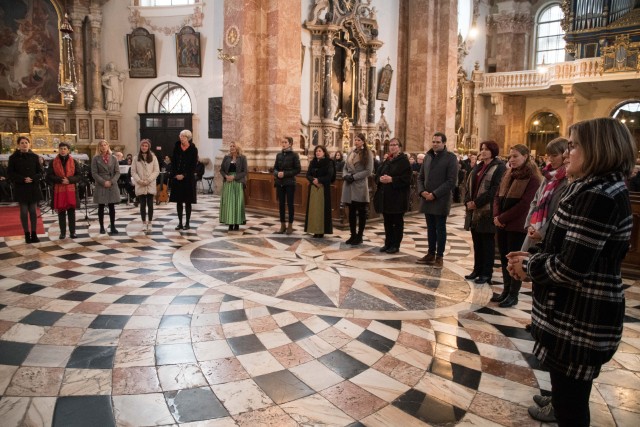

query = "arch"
[610,99,640,145]
[137,77,198,114]
[146,82,192,114]
[526,110,562,156]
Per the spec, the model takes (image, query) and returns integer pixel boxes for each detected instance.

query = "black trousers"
[550,367,593,427]
[383,213,404,248]
[277,185,295,223]
[470,230,496,277]
[496,229,526,294]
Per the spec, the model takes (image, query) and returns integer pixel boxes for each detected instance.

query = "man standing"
[416,132,458,268]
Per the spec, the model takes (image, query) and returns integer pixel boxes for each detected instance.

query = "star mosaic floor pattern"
[0,195,639,426]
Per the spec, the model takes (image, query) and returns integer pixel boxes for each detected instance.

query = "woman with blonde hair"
[131,139,159,233]
[220,142,248,231]
[341,133,374,245]
[91,139,121,234]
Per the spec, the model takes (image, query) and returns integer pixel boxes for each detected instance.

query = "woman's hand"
[313,178,319,187]
[61,177,69,185]
[466,201,476,210]
[104,180,112,188]
[506,251,530,281]
[493,217,505,228]
[527,227,542,241]
[24,177,32,183]
[380,174,392,184]
[277,171,284,179]
[176,174,184,181]
[226,175,235,182]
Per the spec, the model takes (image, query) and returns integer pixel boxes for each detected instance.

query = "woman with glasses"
[508,118,636,426]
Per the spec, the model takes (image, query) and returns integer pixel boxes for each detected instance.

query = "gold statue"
[341,116,351,152]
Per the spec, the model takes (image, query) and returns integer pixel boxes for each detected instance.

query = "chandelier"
[58,13,78,104]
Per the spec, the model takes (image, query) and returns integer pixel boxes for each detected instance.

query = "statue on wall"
[334,34,356,83]
[102,62,126,112]
[309,0,330,24]
[357,91,368,125]
[330,91,339,119]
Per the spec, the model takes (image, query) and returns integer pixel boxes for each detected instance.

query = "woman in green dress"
[304,145,335,238]
[219,142,247,231]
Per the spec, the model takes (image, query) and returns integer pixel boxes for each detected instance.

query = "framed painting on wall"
[176,26,201,77]
[376,64,393,101]
[109,120,118,140]
[94,119,104,140]
[78,119,89,139]
[127,27,157,78]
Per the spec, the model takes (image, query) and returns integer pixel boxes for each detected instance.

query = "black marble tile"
[88,261,118,269]
[493,324,534,341]
[476,306,505,316]
[17,260,45,270]
[227,334,267,356]
[318,315,341,325]
[0,340,34,365]
[142,281,172,288]
[88,315,130,329]
[165,387,229,422]
[376,319,402,330]
[254,369,315,404]
[20,310,65,326]
[266,306,285,315]
[171,295,201,305]
[219,309,248,324]
[222,294,241,302]
[523,353,544,370]
[357,329,394,353]
[93,276,126,286]
[60,291,94,301]
[53,396,115,427]
[67,346,116,369]
[281,321,315,342]
[98,249,120,255]
[159,315,192,328]
[430,358,481,390]
[0,251,21,260]
[127,268,156,274]
[393,388,465,424]
[156,343,197,365]
[59,253,86,261]
[114,295,149,304]
[318,350,369,379]
[51,270,83,279]
[8,282,46,295]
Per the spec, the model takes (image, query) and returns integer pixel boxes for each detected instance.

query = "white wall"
[100,0,224,174]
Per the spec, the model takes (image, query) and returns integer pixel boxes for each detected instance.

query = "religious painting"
[109,120,118,141]
[376,64,393,101]
[0,0,61,104]
[127,27,157,78]
[78,119,89,139]
[176,26,201,77]
[208,97,222,139]
[50,119,65,134]
[94,119,104,140]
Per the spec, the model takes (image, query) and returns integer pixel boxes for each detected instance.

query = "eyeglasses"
[567,141,578,150]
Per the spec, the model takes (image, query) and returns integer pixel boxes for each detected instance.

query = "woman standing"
[47,142,81,239]
[305,145,335,238]
[131,139,159,233]
[333,151,345,176]
[463,141,506,285]
[91,139,121,235]
[507,118,636,426]
[220,142,247,231]
[341,133,374,245]
[492,144,541,307]
[8,136,43,243]
[521,137,569,251]
[375,138,412,253]
[170,129,198,230]
[273,136,301,234]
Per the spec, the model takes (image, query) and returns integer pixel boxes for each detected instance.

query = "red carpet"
[0,206,46,238]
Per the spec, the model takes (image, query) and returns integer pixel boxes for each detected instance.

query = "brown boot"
[275,222,286,234]
[286,222,294,235]
[416,253,436,265]
[433,256,444,269]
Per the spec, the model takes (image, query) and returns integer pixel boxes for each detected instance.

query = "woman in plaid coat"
[507,117,636,426]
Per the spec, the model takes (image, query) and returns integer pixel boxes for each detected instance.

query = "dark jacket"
[220,155,248,185]
[273,149,301,187]
[8,150,43,204]
[47,155,82,209]
[304,157,335,234]
[375,153,412,214]
[170,140,198,203]
[526,173,631,380]
[463,158,506,233]
[493,167,541,233]
[417,147,458,215]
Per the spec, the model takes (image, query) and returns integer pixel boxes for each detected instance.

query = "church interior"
[0,0,639,425]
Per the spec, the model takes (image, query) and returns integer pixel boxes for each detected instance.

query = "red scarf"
[529,164,567,230]
[53,156,77,211]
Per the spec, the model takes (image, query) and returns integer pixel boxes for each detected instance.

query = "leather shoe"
[69,233,77,239]
[379,245,389,252]
[59,233,66,240]
[474,276,491,284]
[175,224,183,230]
[184,223,191,230]
[385,247,399,254]
[464,272,479,280]
[490,291,508,302]
[499,295,518,308]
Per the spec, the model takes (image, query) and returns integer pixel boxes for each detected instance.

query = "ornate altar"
[0,96,77,155]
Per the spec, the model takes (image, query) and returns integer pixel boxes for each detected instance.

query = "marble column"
[70,15,85,112]
[565,96,576,135]
[89,12,103,112]
[323,38,334,120]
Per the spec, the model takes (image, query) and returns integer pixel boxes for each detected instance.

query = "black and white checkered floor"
[0,195,638,426]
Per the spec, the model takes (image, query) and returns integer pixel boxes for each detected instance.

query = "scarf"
[529,164,567,230]
[53,155,76,211]
[102,153,110,164]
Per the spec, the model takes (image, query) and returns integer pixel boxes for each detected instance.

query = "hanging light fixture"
[58,13,78,104]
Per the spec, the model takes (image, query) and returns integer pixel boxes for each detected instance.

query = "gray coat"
[417,147,458,215]
[220,155,248,184]
[91,154,121,204]
[341,148,374,204]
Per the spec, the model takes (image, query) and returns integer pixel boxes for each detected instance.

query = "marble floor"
[0,195,639,426]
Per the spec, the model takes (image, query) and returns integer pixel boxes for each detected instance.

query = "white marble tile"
[191,313,219,327]
[219,300,244,312]
[596,366,640,390]
[301,315,332,334]
[341,339,384,366]
[368,321,400,341]
[350,368,410,402]
[478,372,539,406]
[53,313,96,328]
[271,311,300,328]
[289,360,344,391]
[22,396,56,426]
[157,363,208,391]
[0,396,30,427]
[388,344,432,370]
[221,321,254,338]
[101,304,138,315]
[612,351,640,371]
[236,351,284,377]
[256,330,293,349]
[156,327,191,344]
[78,329,120,346]
[210,378,272,415]
[0,365,18,394]
[2,323,47,344]
[164,304,195,315]
[414,371,475,410]
[400,322,435,341]
[456,412,504,427]
[332,318,365,338]
[280,393,355,426]
[23,345,74,367]
[123,315,161,329]
[360,403,431,427]
[429,319,473,339]
[594,382,640,413]
[112,393,175,426]
[59,369,112,396]
[193,340,234,361]
[296,335,337,358]
[474,342,526,365]
[610,406,640,427]
[114,345,155,367]
[244,306,270,319]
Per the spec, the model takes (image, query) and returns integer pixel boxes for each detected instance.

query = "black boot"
[30,232,39,243]
[25,232,32,244]
[109,224,119,235]
[499,280,521,308]
[58,212,67,239]
[491,276,511,302]
[68,210,76,238]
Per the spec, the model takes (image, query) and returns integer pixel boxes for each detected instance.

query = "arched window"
[146,82,192,114]
[612,100,640,144]
[535,4,565,66]
[527,112,561,156]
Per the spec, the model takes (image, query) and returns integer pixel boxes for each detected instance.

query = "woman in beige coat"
[131,139,159,233]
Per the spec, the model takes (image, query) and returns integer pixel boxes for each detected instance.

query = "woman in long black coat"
[8,136,43,243]
[169,129,198,230]
[375,138,412,253]
[304,145,334,237]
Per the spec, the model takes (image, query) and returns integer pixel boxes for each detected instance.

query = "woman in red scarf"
[47,142,82,239]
